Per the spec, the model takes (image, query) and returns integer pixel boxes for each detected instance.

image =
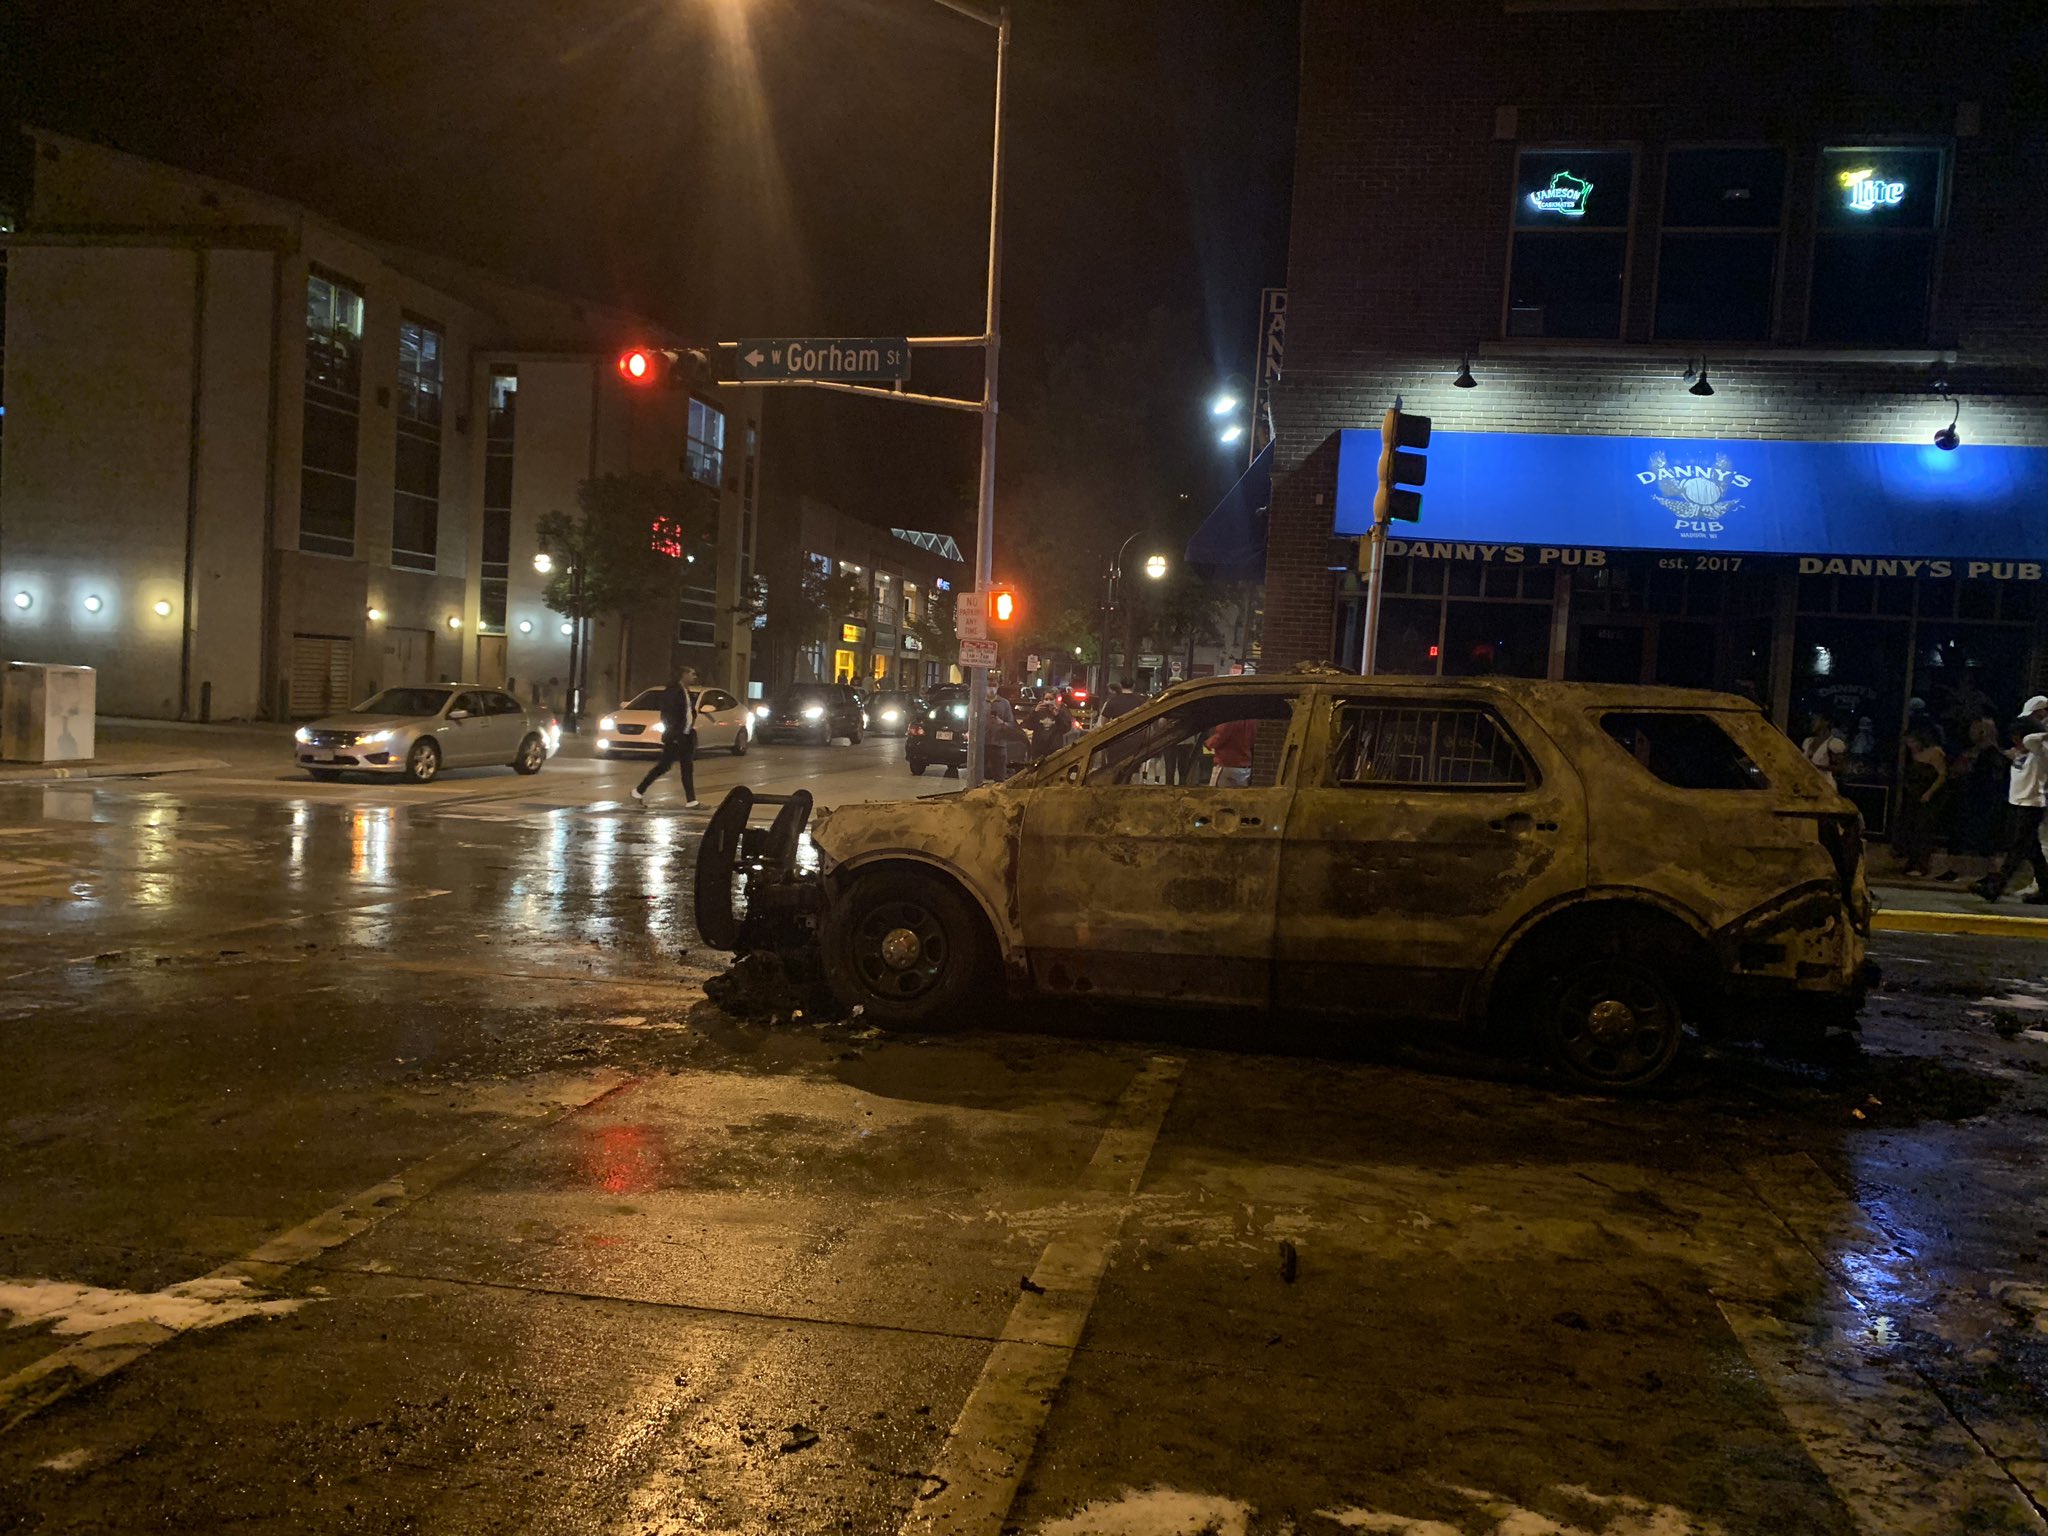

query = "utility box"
[2,663,97,763]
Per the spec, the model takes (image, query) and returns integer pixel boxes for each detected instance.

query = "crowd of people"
[1802,689,2048,902]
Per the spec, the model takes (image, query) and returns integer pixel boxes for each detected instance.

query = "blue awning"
[1333,430,2048,562]
[1187,442,1272,582]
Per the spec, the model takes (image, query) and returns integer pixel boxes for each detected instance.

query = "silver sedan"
[293,685,561,783]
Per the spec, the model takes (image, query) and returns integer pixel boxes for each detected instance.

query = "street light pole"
[957,0,1008,789]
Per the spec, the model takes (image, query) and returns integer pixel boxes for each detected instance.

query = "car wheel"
[308,769,342,782]
[1537,953,1685,1091]
[848,723,864,745]
[908,759,927,776]
[511,733,546,775]
[730,727,749,757]
[403,738,441,784]
[822,870,990,1028]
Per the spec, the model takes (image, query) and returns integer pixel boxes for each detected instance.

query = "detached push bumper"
[694,786,823,952]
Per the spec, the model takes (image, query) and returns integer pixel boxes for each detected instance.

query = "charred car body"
[696,669,1871,1089]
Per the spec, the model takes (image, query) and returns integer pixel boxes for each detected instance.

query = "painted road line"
[1732,1154,2048,1534]
[0,1068,634,1437]
[1873,908,2048,938]
[901,1054,1185,1536]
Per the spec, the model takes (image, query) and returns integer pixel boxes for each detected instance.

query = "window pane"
[1441,602,1551,678]
[1514,150,1632,229]
[1599,712,1766,790]
[1376,598,1442,675]
[1508,233,1626,338]
[1664,148,1783,229]
[1808,234,1934,345]
[1655,234,1776,341]
[1818,148,1941,231]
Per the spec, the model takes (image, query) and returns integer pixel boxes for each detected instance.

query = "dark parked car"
[865,691,922,737]
[905,688,972,775]
[754,684,866,745]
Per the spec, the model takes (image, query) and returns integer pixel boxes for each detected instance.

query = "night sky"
[3,0,1298,548]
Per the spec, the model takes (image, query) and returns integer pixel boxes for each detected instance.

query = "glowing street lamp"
[1219,423,1245,445]
[532,552,554,574]
[1210,392,1238,416]
[1144,553,1168,580]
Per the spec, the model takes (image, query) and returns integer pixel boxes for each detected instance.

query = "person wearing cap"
[1974,701,2048,903]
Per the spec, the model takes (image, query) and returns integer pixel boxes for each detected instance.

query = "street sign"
[1025,652,1040,672]
[955,601,988,642]
[735,338,911,383]
[958,638,999,669]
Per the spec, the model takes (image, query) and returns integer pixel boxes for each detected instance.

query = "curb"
[1872,908,2048,938]
[0,757,230,784]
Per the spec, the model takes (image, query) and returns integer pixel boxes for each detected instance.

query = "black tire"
[403,739,441,785]
[308,769,342,782]
[512,733,546,775]
[1535,948,1686,1091]
[730,728,749,757]
[908,759,928,777]
[821,870,990,1028]
[847,723,864,746]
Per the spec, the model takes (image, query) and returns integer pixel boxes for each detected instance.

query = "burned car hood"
[810,788,1021,882]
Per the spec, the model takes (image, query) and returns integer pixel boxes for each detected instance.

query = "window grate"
[1332,704,1531,789]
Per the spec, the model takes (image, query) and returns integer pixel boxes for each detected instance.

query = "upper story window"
[305,271,364,401]
[1808,146,1943,346]
[1506,148,1634,339]
[687,398,725,487]
[873,571,895,626]
[1655,148,1785,343]
[397,318,443,429]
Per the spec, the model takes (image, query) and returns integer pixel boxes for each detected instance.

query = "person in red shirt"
[1206,717,1256,787]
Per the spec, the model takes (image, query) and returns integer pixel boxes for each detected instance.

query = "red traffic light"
[987,586,1019,628]
[618,347,657,384]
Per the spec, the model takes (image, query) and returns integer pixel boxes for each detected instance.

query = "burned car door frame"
[1275,687,1589,1019]
[1013,686,1311,1006]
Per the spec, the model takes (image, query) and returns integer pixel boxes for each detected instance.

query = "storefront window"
[833,649,856,683]
[1655,148,1784,343]
[1808,147,1943,346]
[1507,149,1633,339]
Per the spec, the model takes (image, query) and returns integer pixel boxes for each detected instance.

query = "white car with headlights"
[295,685,559,783]
[596,687,753,758]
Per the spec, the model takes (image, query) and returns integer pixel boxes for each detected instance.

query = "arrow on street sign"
[735,338,912,383]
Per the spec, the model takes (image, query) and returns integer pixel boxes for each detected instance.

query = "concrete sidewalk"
[1871,877,2048,937]
[0,716,284,782]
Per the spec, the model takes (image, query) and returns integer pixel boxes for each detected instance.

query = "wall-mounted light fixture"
[1452,353,1477,389]
[366,607,384,622]
[1688,361,1715,398]
[517,619,533,634]
[446,615,462,630]
[559,621,574,636]
[533,553,554,574]
[1932,379,1961,451]
[153,600,173,617]
[83,594,103,613]
[10,592,30,611]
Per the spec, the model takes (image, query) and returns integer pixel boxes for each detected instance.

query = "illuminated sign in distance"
[1527,171,1592,217]
[1839,168,1905,212]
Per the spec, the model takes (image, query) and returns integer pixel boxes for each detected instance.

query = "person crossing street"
[633,666,704,807]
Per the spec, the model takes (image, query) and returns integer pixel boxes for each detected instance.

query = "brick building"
[1246,0,2048,829]
[0,131,762,720]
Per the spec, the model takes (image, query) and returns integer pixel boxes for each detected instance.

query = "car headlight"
[355,729,393,747]
[882,710,899,722]
[653,721,665,735]
[755,705,771,718]
[802,705,824,720]
[598,715,617,732]
[294,727,313,744]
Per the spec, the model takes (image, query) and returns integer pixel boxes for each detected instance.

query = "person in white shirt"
[1800,712,1848,785]
[1974,705,2048,903]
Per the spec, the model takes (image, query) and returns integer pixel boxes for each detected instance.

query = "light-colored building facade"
[0,131,760,719]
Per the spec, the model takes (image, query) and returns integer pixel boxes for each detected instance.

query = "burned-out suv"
[696,669,1870,1089]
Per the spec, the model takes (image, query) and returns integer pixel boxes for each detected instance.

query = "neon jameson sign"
[1839,167,1906,212]
[1527,171,1593,217]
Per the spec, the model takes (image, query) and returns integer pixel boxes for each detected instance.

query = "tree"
[536,472,715,622]
[907,587,958,666]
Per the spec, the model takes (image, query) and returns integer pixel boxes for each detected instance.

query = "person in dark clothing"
[633,666,704,806]
[1892,727,1947,876]
[1098,682,1142,724]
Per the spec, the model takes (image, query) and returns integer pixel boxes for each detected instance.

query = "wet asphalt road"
[2,742,2047,1535]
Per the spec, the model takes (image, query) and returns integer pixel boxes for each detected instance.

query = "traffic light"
[987,585,1020,631]
[1373,406,1432,524]
[615,345,710,389]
